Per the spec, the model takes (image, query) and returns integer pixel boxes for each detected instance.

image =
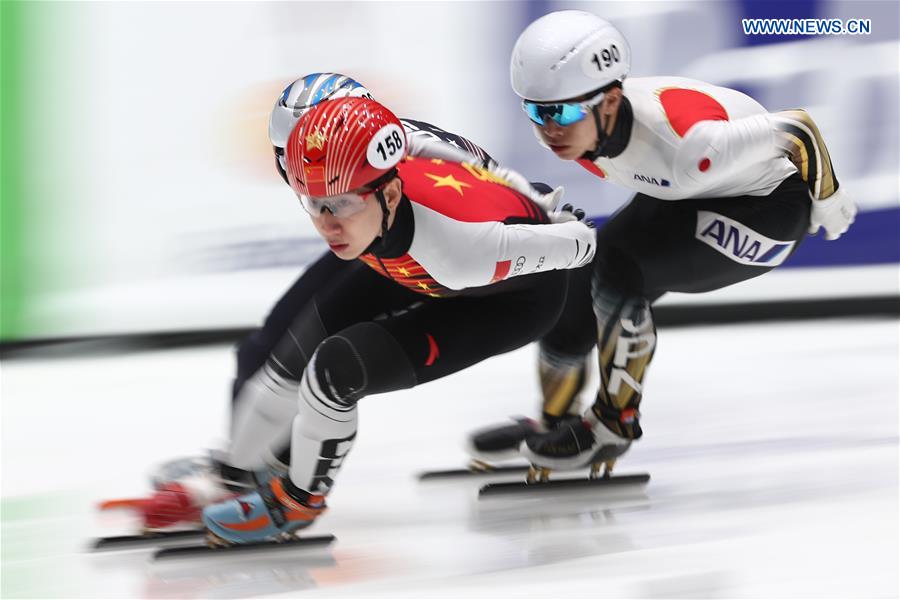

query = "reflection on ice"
[1,319,897,597]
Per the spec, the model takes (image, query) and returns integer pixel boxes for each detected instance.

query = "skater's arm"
[408,205,595,290]
[771,109,855,239]
[671,113,783,190]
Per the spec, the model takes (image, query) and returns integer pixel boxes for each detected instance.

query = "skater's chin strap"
[581,91,632,161]
[375,189,390,249]
[358,169,399,255]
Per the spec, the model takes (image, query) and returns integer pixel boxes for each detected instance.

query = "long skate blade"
[91,529,205,551]
[153,534,336,560]
[418,465,531,480]
[478,473,650,497]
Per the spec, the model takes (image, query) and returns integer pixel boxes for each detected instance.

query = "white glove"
[534,185,566,214]
[552,204,595,268]
[549,203,589,225]
[809,186,856,240]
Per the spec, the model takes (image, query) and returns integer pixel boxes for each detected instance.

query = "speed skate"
[92,490,336,559]
[420,458,650,497]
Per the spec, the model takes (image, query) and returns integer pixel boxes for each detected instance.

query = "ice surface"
[2,318,898,598]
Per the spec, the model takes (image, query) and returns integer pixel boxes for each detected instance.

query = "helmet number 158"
[590,44,621,72]
[375,130,405,161]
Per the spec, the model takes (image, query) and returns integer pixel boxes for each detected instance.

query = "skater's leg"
[287,268,568,493]
[467,265,595,462]
[525,178,811,470]
[231,251,347,418]
[537,262,597,422]
[228,263,422,471]
[204,271,567,542]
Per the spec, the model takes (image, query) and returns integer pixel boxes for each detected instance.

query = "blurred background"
[1,3,897,598]
[1,0,897,342]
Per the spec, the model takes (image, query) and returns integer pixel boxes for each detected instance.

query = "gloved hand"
[550,204,595,268]
[809,186,856,240]
[550,203,590,225]
[534,185,566,214]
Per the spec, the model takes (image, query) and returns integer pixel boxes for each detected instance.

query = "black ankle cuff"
[281,476,316,505]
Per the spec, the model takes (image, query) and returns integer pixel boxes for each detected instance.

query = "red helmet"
[284,97,408,198]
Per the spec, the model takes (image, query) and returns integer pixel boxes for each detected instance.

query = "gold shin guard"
[538,348,589,424]
[592,292,656,439]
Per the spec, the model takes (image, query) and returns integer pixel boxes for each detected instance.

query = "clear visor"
[299,190,372,219]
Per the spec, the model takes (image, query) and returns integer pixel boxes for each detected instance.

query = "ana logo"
[634,173,670,187]
[695,211,794,267]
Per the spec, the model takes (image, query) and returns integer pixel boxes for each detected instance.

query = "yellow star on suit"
[425,172,471,196]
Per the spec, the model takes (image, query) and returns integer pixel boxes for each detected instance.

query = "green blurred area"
[1,2,92,341]
[1,1,26,339]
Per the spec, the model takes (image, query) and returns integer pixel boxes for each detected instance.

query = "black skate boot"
[466,417,541,464]
[522,405,638,473]
[466,414,583,465]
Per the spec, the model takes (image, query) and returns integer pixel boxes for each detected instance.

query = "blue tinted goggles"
[522,91,605,127]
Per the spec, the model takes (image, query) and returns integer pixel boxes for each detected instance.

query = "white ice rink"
[2,317,898,598]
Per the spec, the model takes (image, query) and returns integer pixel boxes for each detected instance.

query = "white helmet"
[268,73,373,149]
[510,11,631,102]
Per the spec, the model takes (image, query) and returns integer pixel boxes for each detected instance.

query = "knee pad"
[289,322,416,494]
[235,331,269,383]
[309,322,417,407]
[266,299,329,382]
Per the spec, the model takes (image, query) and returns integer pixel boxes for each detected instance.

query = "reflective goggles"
[522,90,605,127]
[299,190,374,219]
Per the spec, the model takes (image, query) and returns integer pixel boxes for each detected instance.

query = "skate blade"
[418,464,531,480]
[478,473,650,498]
[90,529,205,551]
[153,533,336,560]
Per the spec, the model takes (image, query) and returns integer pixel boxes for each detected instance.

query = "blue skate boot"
[202,476,326,545]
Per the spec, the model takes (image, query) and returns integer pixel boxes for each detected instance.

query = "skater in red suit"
[128,73,569,532]
[194,96,596,544]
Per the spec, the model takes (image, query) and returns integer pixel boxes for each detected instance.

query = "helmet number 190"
[590,44,621,72]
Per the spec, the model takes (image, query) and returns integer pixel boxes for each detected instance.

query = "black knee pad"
[265,300,329,381]
[311,322,417,406]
